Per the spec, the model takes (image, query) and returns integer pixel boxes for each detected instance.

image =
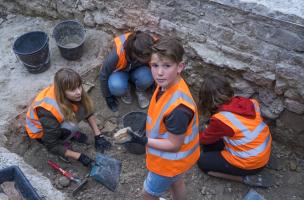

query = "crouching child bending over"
[25,68,111,167]
[197,74,272,187]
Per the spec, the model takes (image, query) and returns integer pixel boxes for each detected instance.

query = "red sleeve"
[199,117,235,145]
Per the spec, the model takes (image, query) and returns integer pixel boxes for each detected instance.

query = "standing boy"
[129,37,200,200]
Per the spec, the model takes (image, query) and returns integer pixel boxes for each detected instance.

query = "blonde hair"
[54,68,93,121]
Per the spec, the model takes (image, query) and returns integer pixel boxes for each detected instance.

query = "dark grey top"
[36,105,93,157]
[156,90,194,135]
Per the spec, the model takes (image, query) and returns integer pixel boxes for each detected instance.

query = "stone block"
[84,11,95,27]
[80,0,96,10]
[284,89,302,102]
[260,98,284,119]
[276,63,304,102]
[274,79,287,95]
[159,19,178,32]
[243,71,275,87]
[231,34,254,51]
[258,88,277,106]
[279,110,304,133]
[231,79,255,98]
[270,29,304,51]
[285,99,304,114]
[189,42,249,71]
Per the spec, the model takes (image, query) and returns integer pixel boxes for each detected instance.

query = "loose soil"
[5,67,304,200]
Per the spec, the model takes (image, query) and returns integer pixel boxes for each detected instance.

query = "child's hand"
[127,129,148,146]
[95,134,112,152]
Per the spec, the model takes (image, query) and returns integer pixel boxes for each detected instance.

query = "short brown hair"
[152,37,184,63]
[124,31,154,63]
[199,75,234,116]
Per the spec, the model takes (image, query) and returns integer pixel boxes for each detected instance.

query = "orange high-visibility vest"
[215,99,272,170]
[25,85,64,139]
[114,32,132,71]
[114,32,158,71]
[146,78,200,177]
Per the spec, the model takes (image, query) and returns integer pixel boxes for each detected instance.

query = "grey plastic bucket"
[122,111,146,155]
[53,20,85,60]
[13,31,50,74]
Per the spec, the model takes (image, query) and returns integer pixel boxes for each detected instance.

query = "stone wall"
[1,0,304,151]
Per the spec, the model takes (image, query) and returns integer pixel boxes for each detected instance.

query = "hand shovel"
[90,153,122,191]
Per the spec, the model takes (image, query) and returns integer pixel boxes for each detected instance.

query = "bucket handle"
[15,52,50,69]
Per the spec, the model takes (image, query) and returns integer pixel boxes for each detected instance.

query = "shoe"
[243,173,273,188]
[106,96,118,112]
[135,90,149,109]
[243,189,266,200]
[121,87,132,105]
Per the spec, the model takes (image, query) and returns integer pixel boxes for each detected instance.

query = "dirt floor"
[1,13,304,200]
[4,66,304,200]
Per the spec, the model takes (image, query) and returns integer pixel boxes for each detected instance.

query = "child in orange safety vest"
[126,37,200,200]
[25,68,111,166]
[99,31,156,112]
[197,74,272,187]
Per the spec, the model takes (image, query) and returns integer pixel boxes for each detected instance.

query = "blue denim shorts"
[143,171,183,197]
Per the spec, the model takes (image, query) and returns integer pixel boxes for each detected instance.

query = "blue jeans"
[108,65,153,96]
[143,171,183,197]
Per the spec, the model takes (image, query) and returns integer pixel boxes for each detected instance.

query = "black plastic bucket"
[13,31,50,74]
[122,111,146,155]
[53,20,85,60]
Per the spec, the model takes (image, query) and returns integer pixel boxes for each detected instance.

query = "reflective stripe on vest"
[153,117,199,144]
[25,117,41,133]
[26,97,63,134]
[114,33,131,70]
[25,85,65,139]
[216,99,271,169]
[220,111,269,159]
[252,99,261,114]
[146,78,200,176]
[146,90,199,159]
[148,143,200,160]
[220,111,266,146]
[116,34,127,54]
[147,90,196,139]
[225,134,271,158]
[29,97,63,119]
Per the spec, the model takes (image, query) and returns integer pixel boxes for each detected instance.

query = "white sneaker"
[159,198,167,200]
[135,90,149,109]
[121,87,132,104]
